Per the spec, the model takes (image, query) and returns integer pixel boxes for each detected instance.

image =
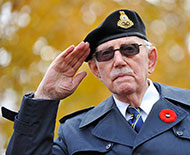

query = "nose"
[113,50,127,68]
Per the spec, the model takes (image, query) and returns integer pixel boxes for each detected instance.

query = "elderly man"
[2,9,190,154]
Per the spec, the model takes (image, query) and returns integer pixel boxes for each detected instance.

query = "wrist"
[34,87,53,100]
[34,92,51,100]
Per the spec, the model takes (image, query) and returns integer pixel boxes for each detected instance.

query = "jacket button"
[176,130,183,136]
[105,143,112,150]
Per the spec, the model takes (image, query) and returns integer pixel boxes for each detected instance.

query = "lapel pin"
[159,109,177,123]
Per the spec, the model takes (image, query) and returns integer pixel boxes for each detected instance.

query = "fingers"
[72,47,90,70]
[59,45,75,58]
[72,71,87,89]
[65,42,90,66]
[55,42,90,67]
[49,41,90,77]
[54,45,75,64]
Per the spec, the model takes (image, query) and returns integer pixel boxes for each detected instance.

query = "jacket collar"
[80,82,190,128]
[79,82,190,147]
[154,82,190,106]
[79,95,114,128]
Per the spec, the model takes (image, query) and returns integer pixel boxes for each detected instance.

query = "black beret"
[84,9,148,62]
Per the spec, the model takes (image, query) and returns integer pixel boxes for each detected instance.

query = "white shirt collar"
[140,79,160,115]
[114,79,160,121]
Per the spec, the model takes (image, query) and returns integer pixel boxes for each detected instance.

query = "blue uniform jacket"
[2,82,190,155]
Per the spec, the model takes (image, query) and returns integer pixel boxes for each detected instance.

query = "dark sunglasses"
[94,43,142,62]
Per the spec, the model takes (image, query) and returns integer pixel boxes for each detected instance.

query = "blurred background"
[0,0,190,153]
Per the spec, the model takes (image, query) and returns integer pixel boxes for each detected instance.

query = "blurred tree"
[0,0,189,152]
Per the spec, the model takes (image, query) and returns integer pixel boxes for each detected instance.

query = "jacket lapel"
[80,95,137,147]
[79,96,114,128]
[133,97,189,149]
[91,105,137,147]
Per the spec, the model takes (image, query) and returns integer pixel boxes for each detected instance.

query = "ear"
[88,59,101,80]
[147,47,158,75]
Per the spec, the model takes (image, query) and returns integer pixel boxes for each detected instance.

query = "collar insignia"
[117,11,134,29]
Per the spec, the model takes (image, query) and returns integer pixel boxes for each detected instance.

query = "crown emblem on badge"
[117,11,134,29]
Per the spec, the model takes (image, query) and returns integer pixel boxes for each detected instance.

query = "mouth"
[113,73,133,81]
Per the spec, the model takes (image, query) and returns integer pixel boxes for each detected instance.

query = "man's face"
[88,36,157,99]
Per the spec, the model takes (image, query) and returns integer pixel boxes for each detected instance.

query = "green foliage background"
[0,0,190,152]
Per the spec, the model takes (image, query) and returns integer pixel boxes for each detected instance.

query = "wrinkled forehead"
[96,36,144,51]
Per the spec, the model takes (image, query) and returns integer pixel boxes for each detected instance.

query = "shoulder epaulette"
[1,106,18,122]
[59,106,94,123]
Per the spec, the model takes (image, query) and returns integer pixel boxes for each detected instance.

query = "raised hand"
[34,41,90,100]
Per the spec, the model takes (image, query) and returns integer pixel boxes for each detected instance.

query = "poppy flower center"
[165,114,170,118]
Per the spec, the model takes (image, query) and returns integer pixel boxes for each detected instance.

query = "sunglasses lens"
[121,44,140,56]
[95,44,141,62]
[96,50,114,62]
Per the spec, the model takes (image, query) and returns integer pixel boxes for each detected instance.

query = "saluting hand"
[34,41,90,100]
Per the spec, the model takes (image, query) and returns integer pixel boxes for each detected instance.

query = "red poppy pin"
[159,109,177,123]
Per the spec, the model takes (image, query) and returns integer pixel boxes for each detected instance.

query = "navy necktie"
[127,106,143,132]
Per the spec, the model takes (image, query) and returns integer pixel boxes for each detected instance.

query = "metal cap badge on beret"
[84,9,148,62]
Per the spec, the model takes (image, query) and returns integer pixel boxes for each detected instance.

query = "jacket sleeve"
[52,125,69,154]
[5,93,67,155]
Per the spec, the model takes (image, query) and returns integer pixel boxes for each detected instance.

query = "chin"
[114,83,136,95]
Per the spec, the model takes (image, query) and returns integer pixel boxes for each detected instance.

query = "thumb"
[72,71,87,89]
